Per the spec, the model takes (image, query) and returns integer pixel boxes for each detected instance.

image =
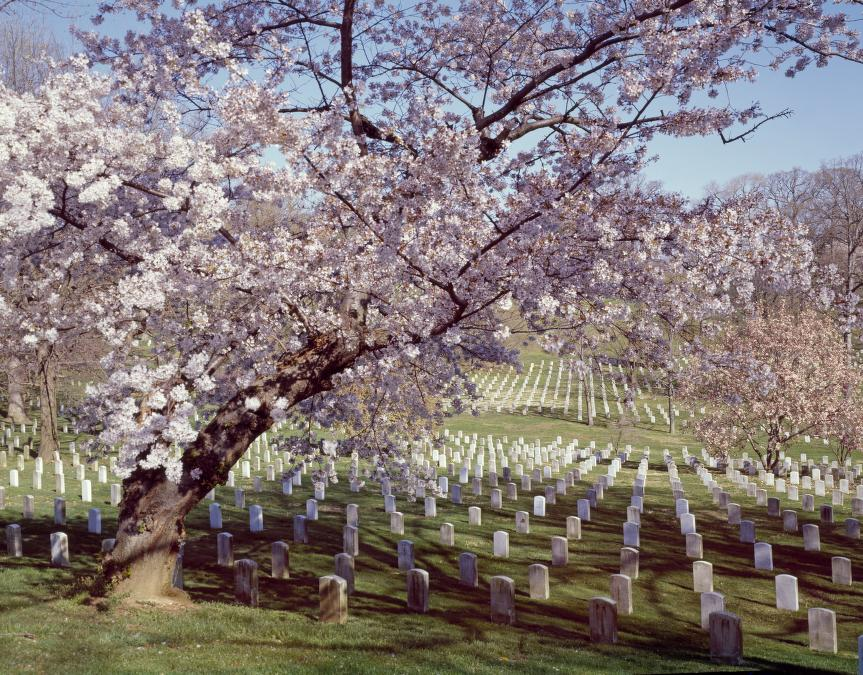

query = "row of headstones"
[5,523,116,565]
[671,457,858,620]
[694,458,862,545]
[666,454,856,661]
[707,609,854,662]
[0,482,122,509]
[689,457,863,662]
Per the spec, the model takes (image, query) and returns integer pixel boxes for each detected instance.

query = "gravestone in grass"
[407,568,429,612]
[529,564,550,600]
[709,611,743,665]
[50,532,70,568]
[217,532,233,567]
[700,592,725,630]
[610,574,632,615]
[235,559,259,607]
[808,608,837,653]
[589,597,618,644]
[490,576,516,625]
[319,575,348,624]
[335,553,355,595]
[775,574,799,611]
[831,557,852,586]
[272,541,290,579]
[459,552,478,588]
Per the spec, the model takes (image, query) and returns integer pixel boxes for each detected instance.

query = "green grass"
[1,405,861,673]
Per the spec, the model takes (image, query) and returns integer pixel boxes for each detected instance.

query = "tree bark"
[5,356,28,425]
[668,327,675,435]
[37,344,59,461]
[102,334,358,601]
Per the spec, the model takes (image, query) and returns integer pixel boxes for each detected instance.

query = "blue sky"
[643,58,863,198]
[26,1,863,199]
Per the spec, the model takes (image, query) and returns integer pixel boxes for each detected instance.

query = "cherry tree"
[1,0,860,601]
[681,304,863,471]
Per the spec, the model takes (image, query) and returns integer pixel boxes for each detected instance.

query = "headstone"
[686,532,703,559]
[515,511,530,534]
[620,547,639,579]
[709,611,743,665]
[234,559,259,607]
[528,563,550,599]
[739,520,755,544]
[767,497,780,517]
[623,522,640,548]
[249,505,264,532]
[272,541,290,579]
[551,536,568,566]
[319,575,348,624]
[588,597,618,644]
[50,532,70,568]
[577,499,591,521]
[533,495,546,517]
[754,542,774,571]
[398,539,415,571]
[53,498,65,526]
[803,524,821,552]
[343,524,359,556]
[727,503,741,525]
[306,499,319,520]
[346,503,359,527]
[407,568,429,612]
[217,532,233,567]
[680,513,696,535]
[700,592,725,630]
[440,522,455,546]
[88,508,102,534]
[390,511,405,535]
[5,523,22,557]
[775,574,799,611]
[832,556,852,586]
[293,514,308,544]
[693,560,713,593]
[209,503,222,529]
[610,574,632,615]
[468,506,482,526]
[808,608,837,653]
[493,530,510,558]
[566,516,582,540]
[490,576,516,625]
[782,510,798,533]
[459,552,478,588]
[335,553,355,595]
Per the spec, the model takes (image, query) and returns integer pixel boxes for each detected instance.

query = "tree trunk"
[5,356,28,425]
[37,344,59,461]
[668,327,675,435]
[102,334,357,602]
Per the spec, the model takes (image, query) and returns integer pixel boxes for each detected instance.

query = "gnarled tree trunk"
[103,335,358,602]
[37,344,59,461]
[5,356,28,425]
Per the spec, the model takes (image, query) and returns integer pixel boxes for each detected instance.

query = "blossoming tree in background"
[681,304,863,471]
[1,0,861,601]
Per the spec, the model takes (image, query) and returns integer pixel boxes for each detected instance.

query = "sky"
[20,0,863,200]
[642,57,863,198]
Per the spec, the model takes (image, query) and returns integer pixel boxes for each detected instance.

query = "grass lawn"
[1,404,861,674]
